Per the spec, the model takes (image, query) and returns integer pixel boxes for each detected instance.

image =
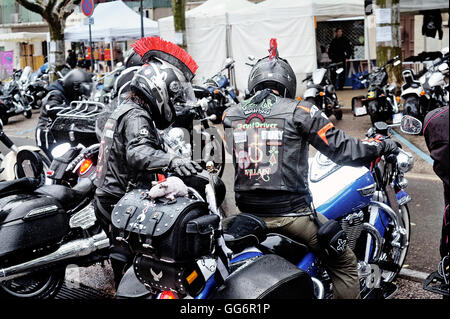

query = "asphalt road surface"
[0,93,446,299]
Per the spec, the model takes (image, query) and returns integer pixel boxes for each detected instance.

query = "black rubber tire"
[0,268,65,299]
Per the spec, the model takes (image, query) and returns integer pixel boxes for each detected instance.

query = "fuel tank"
[308,152,375,220]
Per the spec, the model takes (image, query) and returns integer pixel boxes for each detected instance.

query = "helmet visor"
[172,82,196,106]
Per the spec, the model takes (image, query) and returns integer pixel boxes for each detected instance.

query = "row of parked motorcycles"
[352,47,449,128]
[0,66,48,125]
[0,52,445,300]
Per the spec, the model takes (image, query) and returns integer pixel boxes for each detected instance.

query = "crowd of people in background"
[65,43,125,73]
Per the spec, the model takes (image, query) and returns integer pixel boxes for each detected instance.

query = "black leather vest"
[223,93,310,197]
[94,103,135,189]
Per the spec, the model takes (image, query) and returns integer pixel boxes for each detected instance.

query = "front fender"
[401,87,422,98]
[304,88,318,99]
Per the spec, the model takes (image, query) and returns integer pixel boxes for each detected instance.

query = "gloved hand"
[380,139,400,156]
[169,157,203,177]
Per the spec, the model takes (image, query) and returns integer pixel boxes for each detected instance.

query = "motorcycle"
[303,62,344,120]
[93,63,125,105]
[22,69,50,110]
[112,115,419,300]
[45,100,107,162]
[193,58,239,124]
[353,56,401,125]
[401,47,449,125]
[0,119,51,184]
[0,69,33,125]
[0,142,109,299]
[167,98,226,177]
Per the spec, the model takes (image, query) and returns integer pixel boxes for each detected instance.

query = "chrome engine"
[339,211,365,251]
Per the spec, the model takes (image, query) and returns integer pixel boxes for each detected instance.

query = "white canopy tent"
[158,0,448,96]
[227,0,316,96]
[64,0,159,42]
[158,0,256,91]
[400,0,449,13]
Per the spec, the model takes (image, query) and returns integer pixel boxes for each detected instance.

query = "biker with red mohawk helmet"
[93,37,202,288]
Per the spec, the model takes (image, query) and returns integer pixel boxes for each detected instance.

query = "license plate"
[354,105,368,116]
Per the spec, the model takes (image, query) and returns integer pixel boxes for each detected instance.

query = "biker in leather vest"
[93,37,202,288]
[223,52,399,299]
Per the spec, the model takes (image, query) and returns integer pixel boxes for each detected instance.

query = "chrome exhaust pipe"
[0,231,110,282]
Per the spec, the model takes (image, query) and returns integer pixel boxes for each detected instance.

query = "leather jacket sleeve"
[122,110,175,172]
[293,103,382,166]
[42,91,67,122]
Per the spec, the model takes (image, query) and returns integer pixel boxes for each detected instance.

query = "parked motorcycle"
[303,62,344,120]
[401,47,449,125]
[0,69,32,125]
[111,115,419,300]
[45,101,107,162]
[193,58,239,124]
[167,98,225,177]
[353,56,401,125]
[22,69,50,110]
[0,142,109,299]
[93,63,125,105]
[0,119,50,184]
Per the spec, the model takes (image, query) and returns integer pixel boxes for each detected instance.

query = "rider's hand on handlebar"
[380,139,400,156]
[169,157,203,177]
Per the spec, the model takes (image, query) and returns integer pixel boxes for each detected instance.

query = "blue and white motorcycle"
[116,116,420,300]
[192,119,417,300]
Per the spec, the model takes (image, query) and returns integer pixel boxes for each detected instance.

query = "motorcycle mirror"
[51,142,72,159]
[393,60,401,67]
[400,115,422,135]
[224,58,234,68]
[336,68,344,74]
[116,62,123,68]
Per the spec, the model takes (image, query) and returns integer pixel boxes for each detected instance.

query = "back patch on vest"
[232,116,285,189]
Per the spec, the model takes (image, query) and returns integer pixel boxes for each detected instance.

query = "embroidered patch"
[317,122,334,145]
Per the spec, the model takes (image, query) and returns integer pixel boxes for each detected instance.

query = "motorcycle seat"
[34,178,94,210]
[222,213,268,254]
[0,177,41,198]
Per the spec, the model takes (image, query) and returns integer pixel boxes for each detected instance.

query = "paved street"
[0,90,445,299]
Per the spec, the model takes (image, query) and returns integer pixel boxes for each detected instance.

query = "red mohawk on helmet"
[269,38,279,61]
[131,37,198,81]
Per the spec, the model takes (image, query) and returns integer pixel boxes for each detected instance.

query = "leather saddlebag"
[0,193,69,259]
[111,189,219,295]
[211,254,315,299]
[111,189,218,262]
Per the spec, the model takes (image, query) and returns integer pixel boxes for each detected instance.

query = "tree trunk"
[48,19,66,82]
[172,0,187,49]
[375,0,402,86]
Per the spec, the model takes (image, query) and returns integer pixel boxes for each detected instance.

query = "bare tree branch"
[15,0,45,16]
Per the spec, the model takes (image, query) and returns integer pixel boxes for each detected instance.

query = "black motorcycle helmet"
[62,69,93,101]
[130,58,196,130]
[124,49,143,68]
[247,56,297,99]
[112,65,141,100]
[129,37,198,129]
